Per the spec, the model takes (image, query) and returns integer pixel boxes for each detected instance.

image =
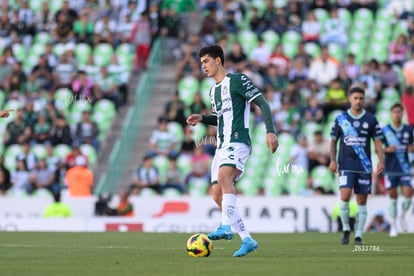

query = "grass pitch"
[0,232,413,276]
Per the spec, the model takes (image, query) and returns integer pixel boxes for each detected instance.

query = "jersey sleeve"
[330,117,340,140]
[237,74,261,103]
[372,117,383,140]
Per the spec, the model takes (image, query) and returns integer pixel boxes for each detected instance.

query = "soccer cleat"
[341,231,350,245]
[354,237,364,245]
[389,225,398,237]
[399,217,408,233]
[234,237,258,257]
[207,225,234,240]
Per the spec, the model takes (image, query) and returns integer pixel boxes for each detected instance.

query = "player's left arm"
[252,94,278,153]
[0,109,13,118]
[374,138,384,175]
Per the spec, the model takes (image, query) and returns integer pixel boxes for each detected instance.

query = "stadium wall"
[1,196,413,233]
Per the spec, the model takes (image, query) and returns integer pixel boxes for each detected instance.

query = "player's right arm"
[186,114,217,126]
[329,138,337,173]
[0,109,14,118]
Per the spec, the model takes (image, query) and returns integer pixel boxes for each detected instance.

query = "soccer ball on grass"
[186,233,213,257]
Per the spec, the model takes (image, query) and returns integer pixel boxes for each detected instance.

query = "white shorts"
[210,143,251,184]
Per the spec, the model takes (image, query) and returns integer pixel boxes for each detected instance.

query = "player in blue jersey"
[187,45,278,257]
[381,103,414,237]
[329,86,384,245]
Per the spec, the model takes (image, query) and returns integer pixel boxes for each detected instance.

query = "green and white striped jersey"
[209,73,261,148]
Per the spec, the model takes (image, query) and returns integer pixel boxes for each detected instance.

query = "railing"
[94,39,163,195]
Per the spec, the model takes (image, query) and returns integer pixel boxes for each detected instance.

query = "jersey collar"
[347,109,366,119]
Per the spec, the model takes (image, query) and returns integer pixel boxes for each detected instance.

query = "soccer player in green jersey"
[187,45,278,257]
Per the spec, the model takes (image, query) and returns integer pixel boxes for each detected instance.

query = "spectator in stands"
[249,36,271,71]
[337,65,353,92]
[378,62,400,90]
[107,54,129,105]
[29,159,57,195]
[115,189,134,217]
[74,111,100,152]
[148,116,177,157]
[388,34,409,67]
[344,54,359,80]
[4,109,30,146]
[32,55,54,91]
[25,73,43,100]
[52,12,76,44]
[73,10,94,45]
[324,78,348,116]
[130,11,152,72]
[117,13,135,46]
[249,7,264,36]
[32,112,52,144]
[274,100,300,135]
[366,210,390,233]
[43,43,58,68]
[66,142,88,169]
[0,13,12,49]
[54,52,77,89]
[0,55,12,89]
[227,42,248,73]
[175,42,201,82]
[18,0,36,37]
[293,41,314,68]
[198,6,220,45]
[181,127,196,156]
[402,86,414,126]
[356,62,381,98]
[160,6,181,61]
[17,141,37,170]
[290,134,309,173]
[309,46,339,87]
[288,58,309,86]
[268,44,290,72]
[130,154,161,195]
[94,11,117,45]
[307,130,330,172]
[301,10,321,44]
[189,93,207,115]
[303,97,324,124]
[71,70,95,103]
[65,155,93,197]
[94,66,121,109]
[3,62,27,97]
[403,53,414,86]
[162,154,184,194]
[164,90,187,128]
[262,63,288,92]
[0,157,11,196]
[388,0,413,20]
[309,0,331,11]
[35,1,54,32]
[320,8,348,54]
[10,157,31,195]
[44,143,60,172]
[260,0,278,33]
[43,192,73,218]
[10,10,32,51]
[54,0,78,25]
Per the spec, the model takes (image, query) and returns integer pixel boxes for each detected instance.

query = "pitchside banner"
[0,196,413,233]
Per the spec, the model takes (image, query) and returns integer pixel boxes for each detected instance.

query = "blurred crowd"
[132,0,414,197]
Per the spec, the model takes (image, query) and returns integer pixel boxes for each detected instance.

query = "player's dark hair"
[199,45,224,66]
[349,86,365,95]
[390,102,404,111]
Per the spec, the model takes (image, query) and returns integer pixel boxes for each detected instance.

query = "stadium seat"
[152,155,169,184]
[176,154,192,180]
[53,43,68,57]
[304,42,321,58]
[75,43,92,65]
[187,176,209,196]
[93,43,114,67]
[313,8,329,24]
[3,144,23,171]
[33,32,52,44]
[338,8,352,25]
[199,77,214,108]
[310,165,334,193]
[12,43,26,62]
[167,121,184,150]
[237,30,258,56]
[261,30,280,52]
[30,144,47,160]
[80,143,97,168]
[177,75,200,106]
[54,88,72,114]
[53,144,72,160]
[286,172,309,196]
[49,0,64,12]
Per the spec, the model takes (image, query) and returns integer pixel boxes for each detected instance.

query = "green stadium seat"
[261,30,280,52]
[176,154,192,180]
[187,176,209,196]
[304,42,321,58]
[53,144,72,160]
[200,77,215,108]
[93,43,114,67]
[33,32,52,44]
[310,165,334,193]
[53,43,67,57]
[4,144,23,171]
[167,121,185,150]
[75,43,92,65]
[237,30,258,55]
[152,155,169,184]
[313,8,329,24]
[177,76,200,106]
[12,43,26,62]
[30,144,47,160]
[80,143,97,168]
[286,172,309,196]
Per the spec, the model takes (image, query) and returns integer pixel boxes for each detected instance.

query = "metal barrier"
[95,39,163,195]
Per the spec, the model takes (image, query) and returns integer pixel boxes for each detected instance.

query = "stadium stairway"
[117,63,177,190]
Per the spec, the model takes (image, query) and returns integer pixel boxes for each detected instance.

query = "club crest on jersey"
[403,132,409,138]
[353,121,360,128]
[223,86,228,95]
[362,122,369,129]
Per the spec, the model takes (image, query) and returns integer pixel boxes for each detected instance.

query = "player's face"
[391,107,403,123]
[200,54,219,77]
[348,92,365,112]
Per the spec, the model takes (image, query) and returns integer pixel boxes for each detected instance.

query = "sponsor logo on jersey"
[344,135,367,146]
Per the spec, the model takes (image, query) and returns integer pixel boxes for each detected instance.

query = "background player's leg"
[388,186,398,237]
[400,185,413,232]
[340,187,352,244]
[355,194,368,244]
